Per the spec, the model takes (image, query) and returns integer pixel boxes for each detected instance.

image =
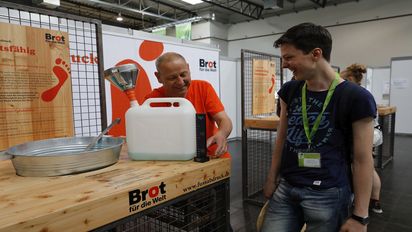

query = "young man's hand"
[263,178,277,199]
[339,218,367,232]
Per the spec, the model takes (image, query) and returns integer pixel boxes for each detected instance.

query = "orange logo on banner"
[109,40,164,136]
[139,40,164,61]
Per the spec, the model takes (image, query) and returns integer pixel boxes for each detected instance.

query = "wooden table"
[378,106,397,116]
[242,116,279,205]
[376,105,397,168]
[242,106,396,131]
[0,145,231,232]
[244,116,280,130]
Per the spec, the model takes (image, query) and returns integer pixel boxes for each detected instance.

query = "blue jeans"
[261,179,351,232]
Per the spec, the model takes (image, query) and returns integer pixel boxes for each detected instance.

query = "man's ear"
[312,48,322,61]
[155,71,163,84]
[186,63,191,75]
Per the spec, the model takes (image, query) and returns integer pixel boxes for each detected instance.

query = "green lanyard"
[302,74,340,148]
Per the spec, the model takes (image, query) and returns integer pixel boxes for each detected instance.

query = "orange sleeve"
[144,92,154,101]
[203,81,224,116]
[144,87,165,101]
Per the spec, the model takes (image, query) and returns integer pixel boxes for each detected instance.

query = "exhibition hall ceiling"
[9,0,359,30]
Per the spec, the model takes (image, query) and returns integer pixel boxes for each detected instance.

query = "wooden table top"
[243,105,397,130]
[244,116,280,130]
[378,106,397,116]
[0,144,231,232]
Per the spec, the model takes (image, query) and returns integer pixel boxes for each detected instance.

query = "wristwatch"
[351,214,370,225]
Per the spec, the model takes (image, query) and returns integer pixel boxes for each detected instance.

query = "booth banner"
[152,28,166,36]
[0,22,73,150]
[175,22,192,40]
[102,32,220,136]
[252,59,276,115]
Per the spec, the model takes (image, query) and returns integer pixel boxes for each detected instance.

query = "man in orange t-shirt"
[144,52,232,158]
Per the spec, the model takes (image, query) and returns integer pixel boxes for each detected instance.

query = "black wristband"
[351,214,369,225]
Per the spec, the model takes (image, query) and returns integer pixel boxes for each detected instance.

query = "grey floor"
[228,135,412,232]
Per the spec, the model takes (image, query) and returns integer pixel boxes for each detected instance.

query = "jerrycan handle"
[143,97,193,108]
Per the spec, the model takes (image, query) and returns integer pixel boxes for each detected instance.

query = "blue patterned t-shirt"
[277,80,376,189]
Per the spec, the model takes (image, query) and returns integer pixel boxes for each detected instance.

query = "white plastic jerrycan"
[126,98,196,160]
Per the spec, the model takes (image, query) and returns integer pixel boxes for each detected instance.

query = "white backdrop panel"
[390,57,412,134]
[370,67,390,106]
[220,58,238,139]
[102,31,220,122]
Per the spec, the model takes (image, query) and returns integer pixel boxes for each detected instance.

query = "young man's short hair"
[274,22,332,62]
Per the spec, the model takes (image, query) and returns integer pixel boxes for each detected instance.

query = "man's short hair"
[274,22,332,62]
[155,52,187,71]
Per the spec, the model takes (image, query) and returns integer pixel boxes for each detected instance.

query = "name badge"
[298,152,321,168]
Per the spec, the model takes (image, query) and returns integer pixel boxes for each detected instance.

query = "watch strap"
[351,214,369,225]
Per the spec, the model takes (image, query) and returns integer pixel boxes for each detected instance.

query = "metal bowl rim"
[5,136,124,157]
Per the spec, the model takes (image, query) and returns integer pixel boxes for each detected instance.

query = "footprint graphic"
[41,58,70,102]
[268,74,275,94]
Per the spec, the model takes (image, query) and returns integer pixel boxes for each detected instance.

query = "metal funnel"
[104,63,139,91]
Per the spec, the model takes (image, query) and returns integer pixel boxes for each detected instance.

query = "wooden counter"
[0,145,231,232]
[378,106,397,116]
[244,116,280,130]
[243,105,396,130]
[376,105,397,169]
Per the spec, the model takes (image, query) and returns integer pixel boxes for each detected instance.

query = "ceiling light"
[32,0,60,8]
[180,0,203,5]
[211,13,215,20]
[116,12,123,21]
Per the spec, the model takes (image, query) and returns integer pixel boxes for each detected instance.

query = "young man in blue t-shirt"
[262,23,376,232]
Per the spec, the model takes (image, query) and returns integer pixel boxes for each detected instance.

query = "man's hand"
[209,111,232,158]
[339,218,367,232]
[263,177,277,199]
[206,131,228,158]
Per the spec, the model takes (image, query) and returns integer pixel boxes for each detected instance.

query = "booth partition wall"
[0,1,107,135]
[241,49,283,205]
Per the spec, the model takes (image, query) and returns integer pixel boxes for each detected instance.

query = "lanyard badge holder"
[298,74,340,169]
